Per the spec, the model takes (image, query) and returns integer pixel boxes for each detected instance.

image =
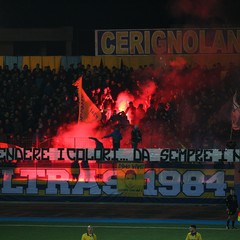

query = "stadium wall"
[0,54,239,73]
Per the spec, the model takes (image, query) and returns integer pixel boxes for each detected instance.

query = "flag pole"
[77,100,81,124]
[77,88,81,124]
[72,76,83,124]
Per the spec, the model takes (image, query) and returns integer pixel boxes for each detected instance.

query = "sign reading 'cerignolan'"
[95,28,240,55]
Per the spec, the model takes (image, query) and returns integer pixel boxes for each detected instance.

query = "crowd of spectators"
[0,60,239,149]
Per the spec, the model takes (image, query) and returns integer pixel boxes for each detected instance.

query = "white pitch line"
[0,224,235,231]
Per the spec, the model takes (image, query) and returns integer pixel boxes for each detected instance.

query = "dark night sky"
[1,0,240,29]
[0,0,239,55]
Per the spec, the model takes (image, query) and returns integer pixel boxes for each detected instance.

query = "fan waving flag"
[73,76,101,123]
[231,91,240,131]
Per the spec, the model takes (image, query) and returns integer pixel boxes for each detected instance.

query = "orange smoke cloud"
[169,56,187,70]
[115,91,134,112]
[52,121,103,148]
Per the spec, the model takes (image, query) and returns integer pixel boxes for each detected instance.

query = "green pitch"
[0,222,239,240]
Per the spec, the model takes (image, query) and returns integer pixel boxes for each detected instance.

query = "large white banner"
[0,148,240,162]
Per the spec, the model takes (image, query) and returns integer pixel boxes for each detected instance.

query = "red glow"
[170,0,219,19]
[115,91,134,112]
[52,122,102,148]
